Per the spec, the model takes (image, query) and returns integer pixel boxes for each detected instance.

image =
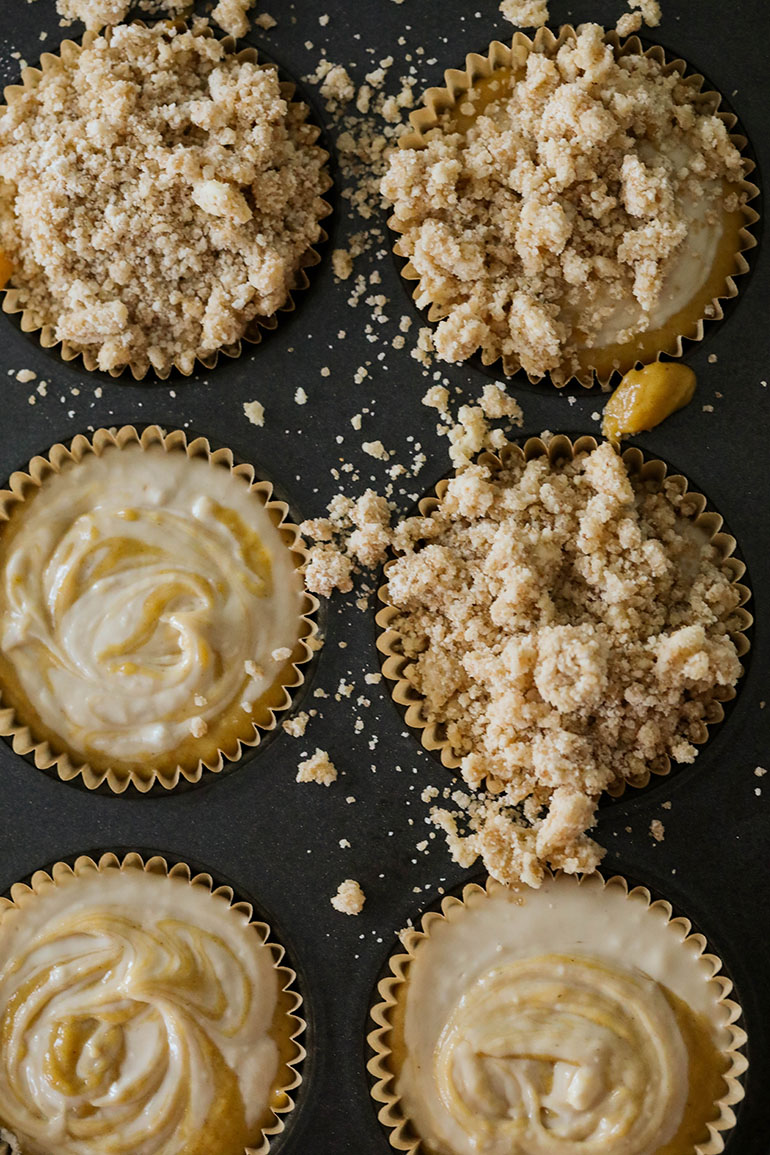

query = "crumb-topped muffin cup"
[376,435,751,886]
[376,434,751,800]
[0,851,305,1155]
[0,21,332,381]
[384,24,759,389]
[0,424,319,793]
[368,870,747,1155]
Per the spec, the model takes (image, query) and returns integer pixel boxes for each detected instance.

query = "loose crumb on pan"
[301,383,523,596]
[382,23,745,383]
[383,440,743,887]
[498,0,549,28]
[56,0,188,32]
[500,0,661,32]
[331,878,366,915]
[283,711,309,738]
[0,22,328,376]
[210,0,255,38]
[296,747,338,786]
[243,400,265,427]
[650,818,665,841]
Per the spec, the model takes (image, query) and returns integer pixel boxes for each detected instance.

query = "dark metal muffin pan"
[0,0,768,1151]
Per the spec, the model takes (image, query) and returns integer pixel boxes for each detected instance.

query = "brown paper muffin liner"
[389,25,759,389]
[0,423,320,793]
[0,851,305,1155]
[375,434,752,799]
[368,869,748,1155]
[0,22,332,381]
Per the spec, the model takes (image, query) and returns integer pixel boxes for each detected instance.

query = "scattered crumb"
[499,0,549,28]
[243,400,265,427]
[650,818,665,842]
[296,748,338,786]
[282,711,310,738]
[331,878,366,915]
[210,0,255,37]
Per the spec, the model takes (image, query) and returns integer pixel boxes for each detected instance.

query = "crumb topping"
[0,23,328,375]
[382,24,745,383]
[384,441,743,886]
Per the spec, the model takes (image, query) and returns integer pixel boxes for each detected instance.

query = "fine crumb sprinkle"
[331,878,366,915]
[1,23,328,377]
[15,369,36,384]
[296,748,338,786]
[243,401,265,427]
[650,818,665,842]
[254,12,277,30]
[283,711,309,738]
[271,646,292,663]
[383,22,744,383]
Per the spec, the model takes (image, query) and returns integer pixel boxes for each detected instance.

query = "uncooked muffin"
[369,871,746,1155]
[0,22,330,377]
[0,853,303,1155]
[382,24,753,385]
[0,427,313,791]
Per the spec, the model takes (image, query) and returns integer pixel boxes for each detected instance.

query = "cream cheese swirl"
[0,868,282,1155]
[433,953,688,1155]
[0,444,303,767]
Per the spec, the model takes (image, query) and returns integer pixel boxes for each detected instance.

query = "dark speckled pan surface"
[0,0,768,1151]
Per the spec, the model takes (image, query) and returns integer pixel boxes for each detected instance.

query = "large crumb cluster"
[0,22,328,375]
[331,878,366,915]
[57,0,255,37]
[56,0,188,31]
[500,0,662,32]
[296,747,338,786]
[382,24,744,383]
[385,441,743,886]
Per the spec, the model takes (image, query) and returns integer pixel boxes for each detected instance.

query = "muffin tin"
[0,0,768,1152]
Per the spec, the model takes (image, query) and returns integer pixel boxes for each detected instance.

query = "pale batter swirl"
[0,867,284,1155]
[0,443,304,772]
[434,953,688,1155]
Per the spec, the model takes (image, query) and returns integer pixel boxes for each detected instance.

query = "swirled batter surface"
[396,875,732,1155]
[434,953,687,1155]
[0,868,287,1155]
[0,444,304,774]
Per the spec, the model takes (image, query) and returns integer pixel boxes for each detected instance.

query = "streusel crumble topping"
[381,24,745,383]
[384,441,743,885]
[0,22,328,375]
